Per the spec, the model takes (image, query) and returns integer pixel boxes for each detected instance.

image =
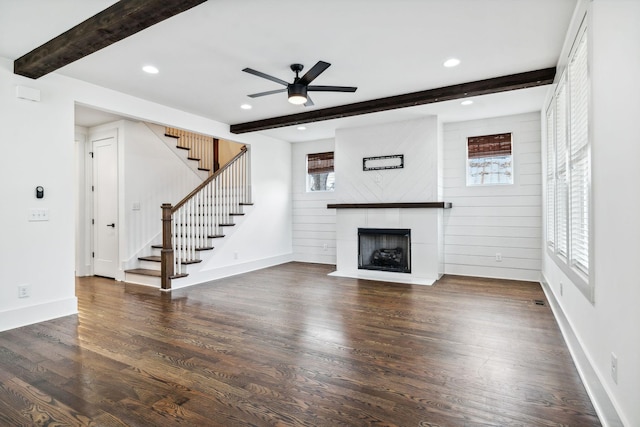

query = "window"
[545,103,555,250]
[466,133,513,185]
[568,28,590,275]
[307,152,335,192]
[545,19,591,298]
[555,74,569,258]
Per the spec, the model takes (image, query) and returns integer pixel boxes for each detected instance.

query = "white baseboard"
[0,297,78,332]
[540,276,624,427]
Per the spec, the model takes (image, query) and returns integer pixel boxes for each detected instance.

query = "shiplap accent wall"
[443,112,542,282]
[292,139,336,264]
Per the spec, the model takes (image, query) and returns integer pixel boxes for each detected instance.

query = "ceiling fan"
[242,61,357,107]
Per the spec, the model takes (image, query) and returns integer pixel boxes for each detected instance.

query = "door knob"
[107,223,116,228]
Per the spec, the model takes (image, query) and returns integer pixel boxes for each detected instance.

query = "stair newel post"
[161,203,174,290]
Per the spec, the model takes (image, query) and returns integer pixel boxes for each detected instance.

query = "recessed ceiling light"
[461,99,474,106]
[240,104,252,110]
[443,58,461,68]
[297,126,307,131]
[142,65,159,74]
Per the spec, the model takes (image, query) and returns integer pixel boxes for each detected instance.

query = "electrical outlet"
[323,243,328,251]
[611,353,618,384]
[495,253,502,262]
[234,251,239,260]
[18,285,30,298]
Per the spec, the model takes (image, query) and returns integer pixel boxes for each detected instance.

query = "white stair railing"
[161,146,251,289]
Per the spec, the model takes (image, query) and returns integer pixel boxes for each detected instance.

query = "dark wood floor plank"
[0,263,600,426]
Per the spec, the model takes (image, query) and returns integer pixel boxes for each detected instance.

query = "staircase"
[124,136,252,289]
[164,126,219,175]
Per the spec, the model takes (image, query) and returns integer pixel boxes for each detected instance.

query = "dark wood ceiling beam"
[14,0,208,79]
[230,67,556,134]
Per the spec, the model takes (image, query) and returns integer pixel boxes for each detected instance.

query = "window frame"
[465,132,514,186]
[545,17,593,302]
[306,151,335,193]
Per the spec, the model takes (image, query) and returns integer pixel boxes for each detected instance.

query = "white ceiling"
[0,0,577,142]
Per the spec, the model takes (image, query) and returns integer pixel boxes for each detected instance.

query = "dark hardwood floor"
[0,263,600,426]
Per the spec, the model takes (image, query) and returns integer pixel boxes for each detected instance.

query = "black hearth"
[358,228,411,273]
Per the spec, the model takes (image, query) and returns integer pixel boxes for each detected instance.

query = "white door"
[92,133,118,278]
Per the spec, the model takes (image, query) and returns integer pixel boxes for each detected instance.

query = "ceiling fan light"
[288,95,307,105]
[288,84,308,105]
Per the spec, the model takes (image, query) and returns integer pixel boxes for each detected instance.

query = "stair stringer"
[166,204,295,290]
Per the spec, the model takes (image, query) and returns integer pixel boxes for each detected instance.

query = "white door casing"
[92,132,118,278]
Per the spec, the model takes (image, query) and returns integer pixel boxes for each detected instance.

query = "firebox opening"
[358,228,411,273]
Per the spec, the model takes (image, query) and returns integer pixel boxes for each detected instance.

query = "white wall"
[542,2,640,426]
[0,56,292,331]
[1,59,77,331]
[443,112,542,282]
[292,138,336,264]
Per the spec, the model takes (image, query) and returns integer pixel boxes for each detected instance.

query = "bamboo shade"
[467,133,512,158]
[307,152,334,174]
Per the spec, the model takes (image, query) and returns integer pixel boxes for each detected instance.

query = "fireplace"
[358,228,411,273]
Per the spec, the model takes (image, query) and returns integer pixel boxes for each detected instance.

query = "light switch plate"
[28,208,49,221]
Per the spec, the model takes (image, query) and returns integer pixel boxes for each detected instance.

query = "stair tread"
[151,244,214,251]
[239,203,254,206]
[125,268,161,277]
[139,256,202,264]
[229,213,245,216]
[198,167,211,171]
[124,268,188,280]
[219,223,235,227]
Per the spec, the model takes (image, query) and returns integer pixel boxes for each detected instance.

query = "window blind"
[546,104,556,249]
[555,74,568,258]
[569,30,589,274]
[467,133,512,158]
[307,152,334,174]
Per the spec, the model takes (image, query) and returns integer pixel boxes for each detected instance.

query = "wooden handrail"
[172,145,247,213]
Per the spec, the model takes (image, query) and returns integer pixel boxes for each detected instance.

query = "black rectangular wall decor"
[363,154,404,171]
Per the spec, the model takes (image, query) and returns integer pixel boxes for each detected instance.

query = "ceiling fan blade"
[247,88,287,98]
[308,85,358,93]
[242,68,289,86]
[304,95,314,107]
[298,61,331,85]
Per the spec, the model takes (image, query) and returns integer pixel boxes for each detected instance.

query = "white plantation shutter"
[546,104,556,249]
[568,30,590,274]
[545,17,591,297]
[555,74,568,258]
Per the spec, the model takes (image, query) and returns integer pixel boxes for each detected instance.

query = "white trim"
[540,275,623,427]
[0,297,78,332]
